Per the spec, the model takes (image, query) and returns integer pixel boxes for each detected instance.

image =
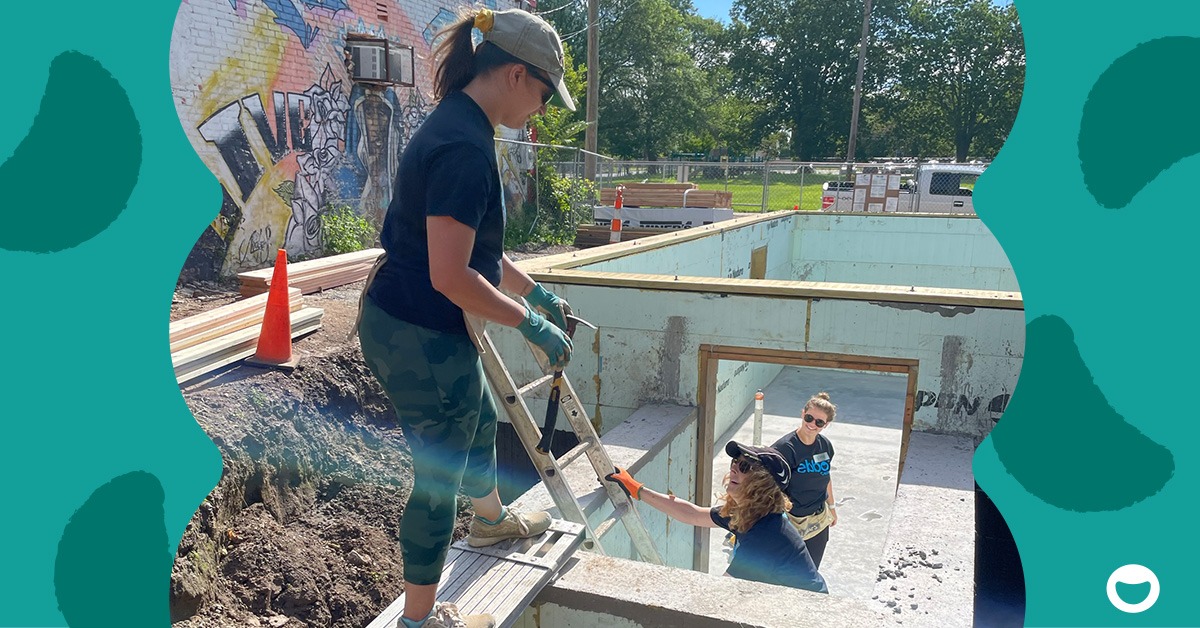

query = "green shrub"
[320,204,373,255]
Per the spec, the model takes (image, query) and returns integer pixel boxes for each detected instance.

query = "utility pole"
[847,0,872,163]
[584,0,599,180]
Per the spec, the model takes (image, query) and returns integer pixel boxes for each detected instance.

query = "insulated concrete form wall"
[491,284,1022,439]
[713,360,784,439]
[575,216,795,280]
[496,211,1021,440]
[791,214,1019,291]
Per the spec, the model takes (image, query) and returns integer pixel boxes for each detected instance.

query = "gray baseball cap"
[480,9,576,111]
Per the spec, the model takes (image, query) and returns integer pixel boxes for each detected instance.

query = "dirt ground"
[170,244,577,627]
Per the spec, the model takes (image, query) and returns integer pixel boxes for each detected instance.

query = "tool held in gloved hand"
[536,314,597,455]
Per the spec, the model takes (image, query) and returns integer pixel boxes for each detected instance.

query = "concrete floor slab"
[872,431,975,627]
[706,366,909,602]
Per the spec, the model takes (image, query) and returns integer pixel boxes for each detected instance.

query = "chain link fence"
[510,143,988,243]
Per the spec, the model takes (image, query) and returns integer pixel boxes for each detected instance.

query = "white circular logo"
[1106,564,1160,613]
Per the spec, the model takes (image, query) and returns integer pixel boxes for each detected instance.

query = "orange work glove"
[604,466,644,500]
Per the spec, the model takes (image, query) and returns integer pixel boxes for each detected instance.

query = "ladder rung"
[593,503,629,540]
[556,440,595,468]
[514,373,556,399]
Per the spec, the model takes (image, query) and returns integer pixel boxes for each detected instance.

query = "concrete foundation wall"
[791,213,1019,291]
[492,284,1021,439]
[509,405,698,569]
[576,215,795,280]
[713,360,784,439]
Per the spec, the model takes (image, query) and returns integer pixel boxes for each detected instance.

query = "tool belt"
[787,503,834,540]
[347,251,388,342]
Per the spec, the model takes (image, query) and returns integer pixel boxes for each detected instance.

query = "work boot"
[400,601,495,628]
[466,507,551,547]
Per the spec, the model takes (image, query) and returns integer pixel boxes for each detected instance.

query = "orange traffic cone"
[246,249,300,370]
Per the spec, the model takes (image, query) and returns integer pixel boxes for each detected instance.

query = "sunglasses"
[804,413,828,428]
[731,456,759,473]
[527,68,556,105]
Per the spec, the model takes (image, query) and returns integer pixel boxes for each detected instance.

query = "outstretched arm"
[605,467,718,529]
[640,487,720,529]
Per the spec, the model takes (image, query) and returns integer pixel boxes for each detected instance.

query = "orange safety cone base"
[245,353,301,371]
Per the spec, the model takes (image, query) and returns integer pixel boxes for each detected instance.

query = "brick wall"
[171,0,529,279]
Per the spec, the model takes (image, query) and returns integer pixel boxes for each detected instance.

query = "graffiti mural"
[287,65,350,251]
[264,0,322,48]
[173,0,519,277]
[497,126,534,218]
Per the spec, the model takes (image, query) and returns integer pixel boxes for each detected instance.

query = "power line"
[534,0,585,16]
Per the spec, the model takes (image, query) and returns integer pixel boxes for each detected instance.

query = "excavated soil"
[170,244,576,627]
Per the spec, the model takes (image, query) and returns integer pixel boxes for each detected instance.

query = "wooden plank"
[531,269,1025,310]
[619,182,698,190]
[237,248,384,281]
[173,308,324,385]
[599,188,733,208]
[574,224,677,248]
[239,264,376,297]
[169,288,301,343]
[170,290,304,353]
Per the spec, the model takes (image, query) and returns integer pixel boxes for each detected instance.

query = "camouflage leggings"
[358,298,498,585]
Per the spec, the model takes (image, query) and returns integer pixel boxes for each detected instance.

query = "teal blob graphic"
[991,315,1173,511]
[0,51,142,252]
[1079,36,1200,208]
[55,472,170,627]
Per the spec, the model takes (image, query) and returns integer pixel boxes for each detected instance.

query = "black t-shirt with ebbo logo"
[772,431,834,517]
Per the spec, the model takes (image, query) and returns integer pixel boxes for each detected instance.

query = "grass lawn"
[607,172,844,211]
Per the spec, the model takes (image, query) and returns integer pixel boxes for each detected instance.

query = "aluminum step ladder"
[466,313,663,566]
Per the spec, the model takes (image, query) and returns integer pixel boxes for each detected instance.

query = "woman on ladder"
[357,8,578,628]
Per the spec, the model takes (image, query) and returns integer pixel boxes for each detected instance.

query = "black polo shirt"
[367,91,504,334]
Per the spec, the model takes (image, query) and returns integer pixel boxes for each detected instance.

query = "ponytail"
[432,8,544,102]
[432,10,477,100]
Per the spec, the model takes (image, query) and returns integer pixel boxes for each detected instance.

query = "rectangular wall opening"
[696,345,918,601]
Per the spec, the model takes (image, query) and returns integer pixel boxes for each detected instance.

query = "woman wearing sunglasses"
[355,8,577,628]
[772,391,838,568]
[605,441,827,593]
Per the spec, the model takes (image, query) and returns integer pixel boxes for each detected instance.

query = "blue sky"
[691,0,734,22]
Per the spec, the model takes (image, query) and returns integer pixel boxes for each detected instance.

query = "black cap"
[726,440,791,491]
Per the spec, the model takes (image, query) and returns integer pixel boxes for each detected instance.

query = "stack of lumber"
[238,248,383,297]
[600,182,732,208]
[574,224,671,248]
[171,288,324,385]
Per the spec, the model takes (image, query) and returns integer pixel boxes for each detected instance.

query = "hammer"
[536,314,597,455]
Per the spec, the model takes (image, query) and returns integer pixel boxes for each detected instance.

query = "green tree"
[538,0,712,160]
[877,0,1024,161]
[506,43,596,247]
[725,0,879,160]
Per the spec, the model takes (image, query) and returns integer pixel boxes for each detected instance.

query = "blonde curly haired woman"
[606,441,828,593]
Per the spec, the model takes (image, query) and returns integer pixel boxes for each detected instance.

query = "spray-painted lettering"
[916,391,1010,417]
